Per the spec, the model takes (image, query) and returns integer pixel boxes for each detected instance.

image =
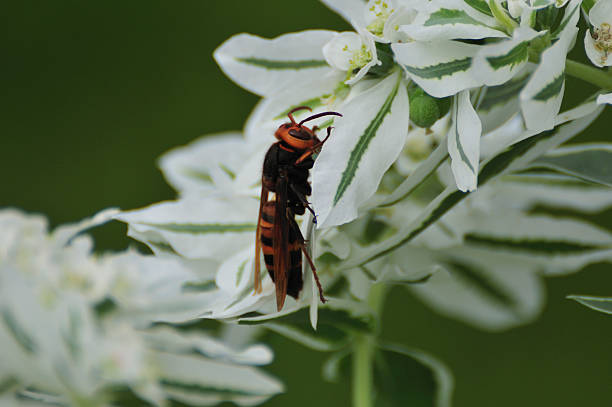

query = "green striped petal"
[567,295,612,315]
[520,4,580,132]
[214,30,335,96]
[408,247,544,330]
[312,72,409,228]
[393,40,480,98]
[477,72,529,133]
[492,172,612,213]
[400,1,507,41]
[156,352,283,406]
[448,90,482,192]
[239,299,374,351]
[529,143,612,187]
[473,27,541,86]
[339,99,603,271]
[454,208,612,276]
[116,197,259,260]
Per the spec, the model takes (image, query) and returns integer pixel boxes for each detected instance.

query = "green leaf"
[530,144,612,187]
[373,344,453,407]
[567,295,612,315]
[324,344,453,407]
[582,0,596,14]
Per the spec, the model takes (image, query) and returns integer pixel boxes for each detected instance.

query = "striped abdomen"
[259,201,303,298]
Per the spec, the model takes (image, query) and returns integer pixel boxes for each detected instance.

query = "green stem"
[352,284,388,407]
[352,335,374,407]
[565,59,612,90]
[488,0,518,34]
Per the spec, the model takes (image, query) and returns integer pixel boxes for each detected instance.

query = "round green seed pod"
[436,96,451,118]
[408,85,425,101]
[410,94,440,128]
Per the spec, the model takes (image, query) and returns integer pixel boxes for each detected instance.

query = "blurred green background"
[2,1,612,406]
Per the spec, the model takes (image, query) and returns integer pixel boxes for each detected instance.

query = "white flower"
[322,29,380,85]
[508,0,527,18]
[585,0,612,67]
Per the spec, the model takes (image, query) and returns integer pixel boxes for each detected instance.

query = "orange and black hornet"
[254,106,342,311]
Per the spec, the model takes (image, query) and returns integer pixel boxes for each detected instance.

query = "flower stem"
[351,284,388,407]
[565,59,612,90]
[488,0,517,34]
[352,335,374,407]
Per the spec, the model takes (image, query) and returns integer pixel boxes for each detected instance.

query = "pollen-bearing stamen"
[592,22,611,63]
[366,0,395,36]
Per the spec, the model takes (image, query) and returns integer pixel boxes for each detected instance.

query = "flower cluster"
[214,0,611,228]
[117,0,612,331]
[0,209,281,406]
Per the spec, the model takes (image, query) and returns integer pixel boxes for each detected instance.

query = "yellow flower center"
[593,22,611,63]
[366,0,394,36]
[346,44,373,72]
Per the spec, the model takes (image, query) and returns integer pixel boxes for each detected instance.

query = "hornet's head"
[274,106,342,150]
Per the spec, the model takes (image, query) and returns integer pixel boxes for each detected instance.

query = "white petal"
[589,0,612,27]
[323,32,364,71]
[383,6,419,43]
[320,0,368,28]
[158,132,254,196]
[392,40,480,98]
[597,92,612,104]
[447,90,482,192]
[312,72,409,228]
[508,0,526,18]
[214,30,336,96]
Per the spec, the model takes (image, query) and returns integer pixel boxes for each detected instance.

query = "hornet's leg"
[289,183,317,223]
[295,127,333,165]
[285,210,327,304]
